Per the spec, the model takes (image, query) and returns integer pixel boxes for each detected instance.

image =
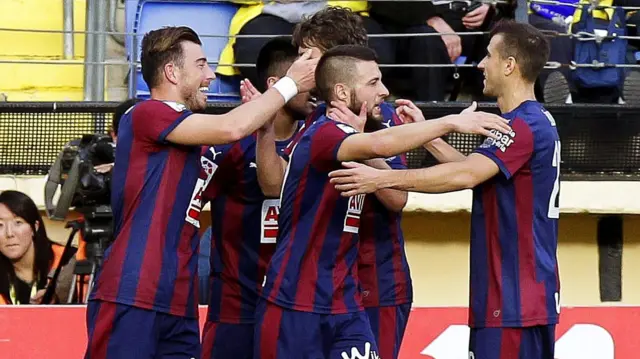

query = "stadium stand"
[127,0,241,101]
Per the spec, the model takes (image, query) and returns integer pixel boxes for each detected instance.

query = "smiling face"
[174,41,215,111]
[0,204,35,262]
[477,34,508,98]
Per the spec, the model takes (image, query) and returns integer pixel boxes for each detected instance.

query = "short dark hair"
[292,6,368,52]
[255,37,299,93]
[489,20,550,83]
[315,45,378,102]
[140,26,202,89]
[112,98,138,136]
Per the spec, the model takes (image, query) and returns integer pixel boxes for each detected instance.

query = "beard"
[181,83,206,111]
[349,92,383,133]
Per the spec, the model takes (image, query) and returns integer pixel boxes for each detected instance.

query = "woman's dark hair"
[0,191,54,302]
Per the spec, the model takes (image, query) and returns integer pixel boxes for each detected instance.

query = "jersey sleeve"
[132,100,193,145]
[474,117,534,179]
[310,121,358,172]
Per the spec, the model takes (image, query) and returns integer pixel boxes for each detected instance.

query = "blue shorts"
[254,298,378,359]
[469,325,556,359]
[365,304,411,359]
[84,300,200,359]
[201,321,253,359]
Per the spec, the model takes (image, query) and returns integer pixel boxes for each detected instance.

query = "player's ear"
[504,56,516,77]
[334,83,349,102]
[164,62,179,85]
[266,76,279,89]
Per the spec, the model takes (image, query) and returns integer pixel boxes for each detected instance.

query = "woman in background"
[0,190,75,304]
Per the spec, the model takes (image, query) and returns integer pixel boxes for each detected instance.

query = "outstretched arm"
[363,158,407,212]
[329,153,500,196]
[166,51,318,146]
[424,138,467,163]
[328,101,511,163]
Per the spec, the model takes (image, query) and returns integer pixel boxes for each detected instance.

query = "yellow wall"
[0,0,87,59]
[40,211,640,307]
[0,0,87,100]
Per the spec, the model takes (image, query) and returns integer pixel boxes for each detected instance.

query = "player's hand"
[327,101,366,133]
[395,99,425,123]
[460,101,478,115]
[30,289,47,304]
[286,49,319,93]
[240,78,261,103]
[447,111,511,139]
[329,162,382,197]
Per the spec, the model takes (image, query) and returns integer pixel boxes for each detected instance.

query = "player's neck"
[273,110,298,142]
[149,87,186,107]
[497,82,536,114]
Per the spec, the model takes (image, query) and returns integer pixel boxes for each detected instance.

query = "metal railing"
[1,101,639,179]
[4,0,640,99]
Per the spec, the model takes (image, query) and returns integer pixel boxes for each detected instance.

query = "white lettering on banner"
[555,324,614,359]
[341,342,380,359]
[420,324,613,359]
[261,199,280,244]
[185,155,218,228]
[421,325,470,359]
[480,129,516,153]
[343,194,365,234]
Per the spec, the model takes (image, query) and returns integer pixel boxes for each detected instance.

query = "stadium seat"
[127,0,240,102]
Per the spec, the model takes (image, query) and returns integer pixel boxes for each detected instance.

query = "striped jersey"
[91,100,201,318]
[470,100,561,328]
[261,114,364,314]
[199,125,299,324]
[358,102,413,308]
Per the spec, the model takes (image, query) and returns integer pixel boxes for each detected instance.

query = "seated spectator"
[541,0,640,104]
[0,190,77,304]
[370,0,498,101]
[216,2,393,86]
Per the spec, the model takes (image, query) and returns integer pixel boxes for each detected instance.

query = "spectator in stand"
[216,1,393,86]
[369,0,498,101]
[0,190,77,304]
[540,0,640,104]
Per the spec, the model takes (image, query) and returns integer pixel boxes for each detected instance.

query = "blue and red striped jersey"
[91,100,202,318]
[262,115,364,314]
[470,100,561,328]
[198,125,299,324]
[358,103,413,307]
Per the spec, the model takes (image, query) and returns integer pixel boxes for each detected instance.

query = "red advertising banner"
[0,306,639,358]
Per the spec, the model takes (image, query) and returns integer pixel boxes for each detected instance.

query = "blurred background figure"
[0,190,77,305]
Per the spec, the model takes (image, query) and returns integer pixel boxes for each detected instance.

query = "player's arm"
[328,101,510,162]
[423,138,467,163]
[256,123,288,197]
[166,51,317,146]
[363,158,407,212]
[330,116,535,196]
[331,154,500,195]
[396,99,467,163]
